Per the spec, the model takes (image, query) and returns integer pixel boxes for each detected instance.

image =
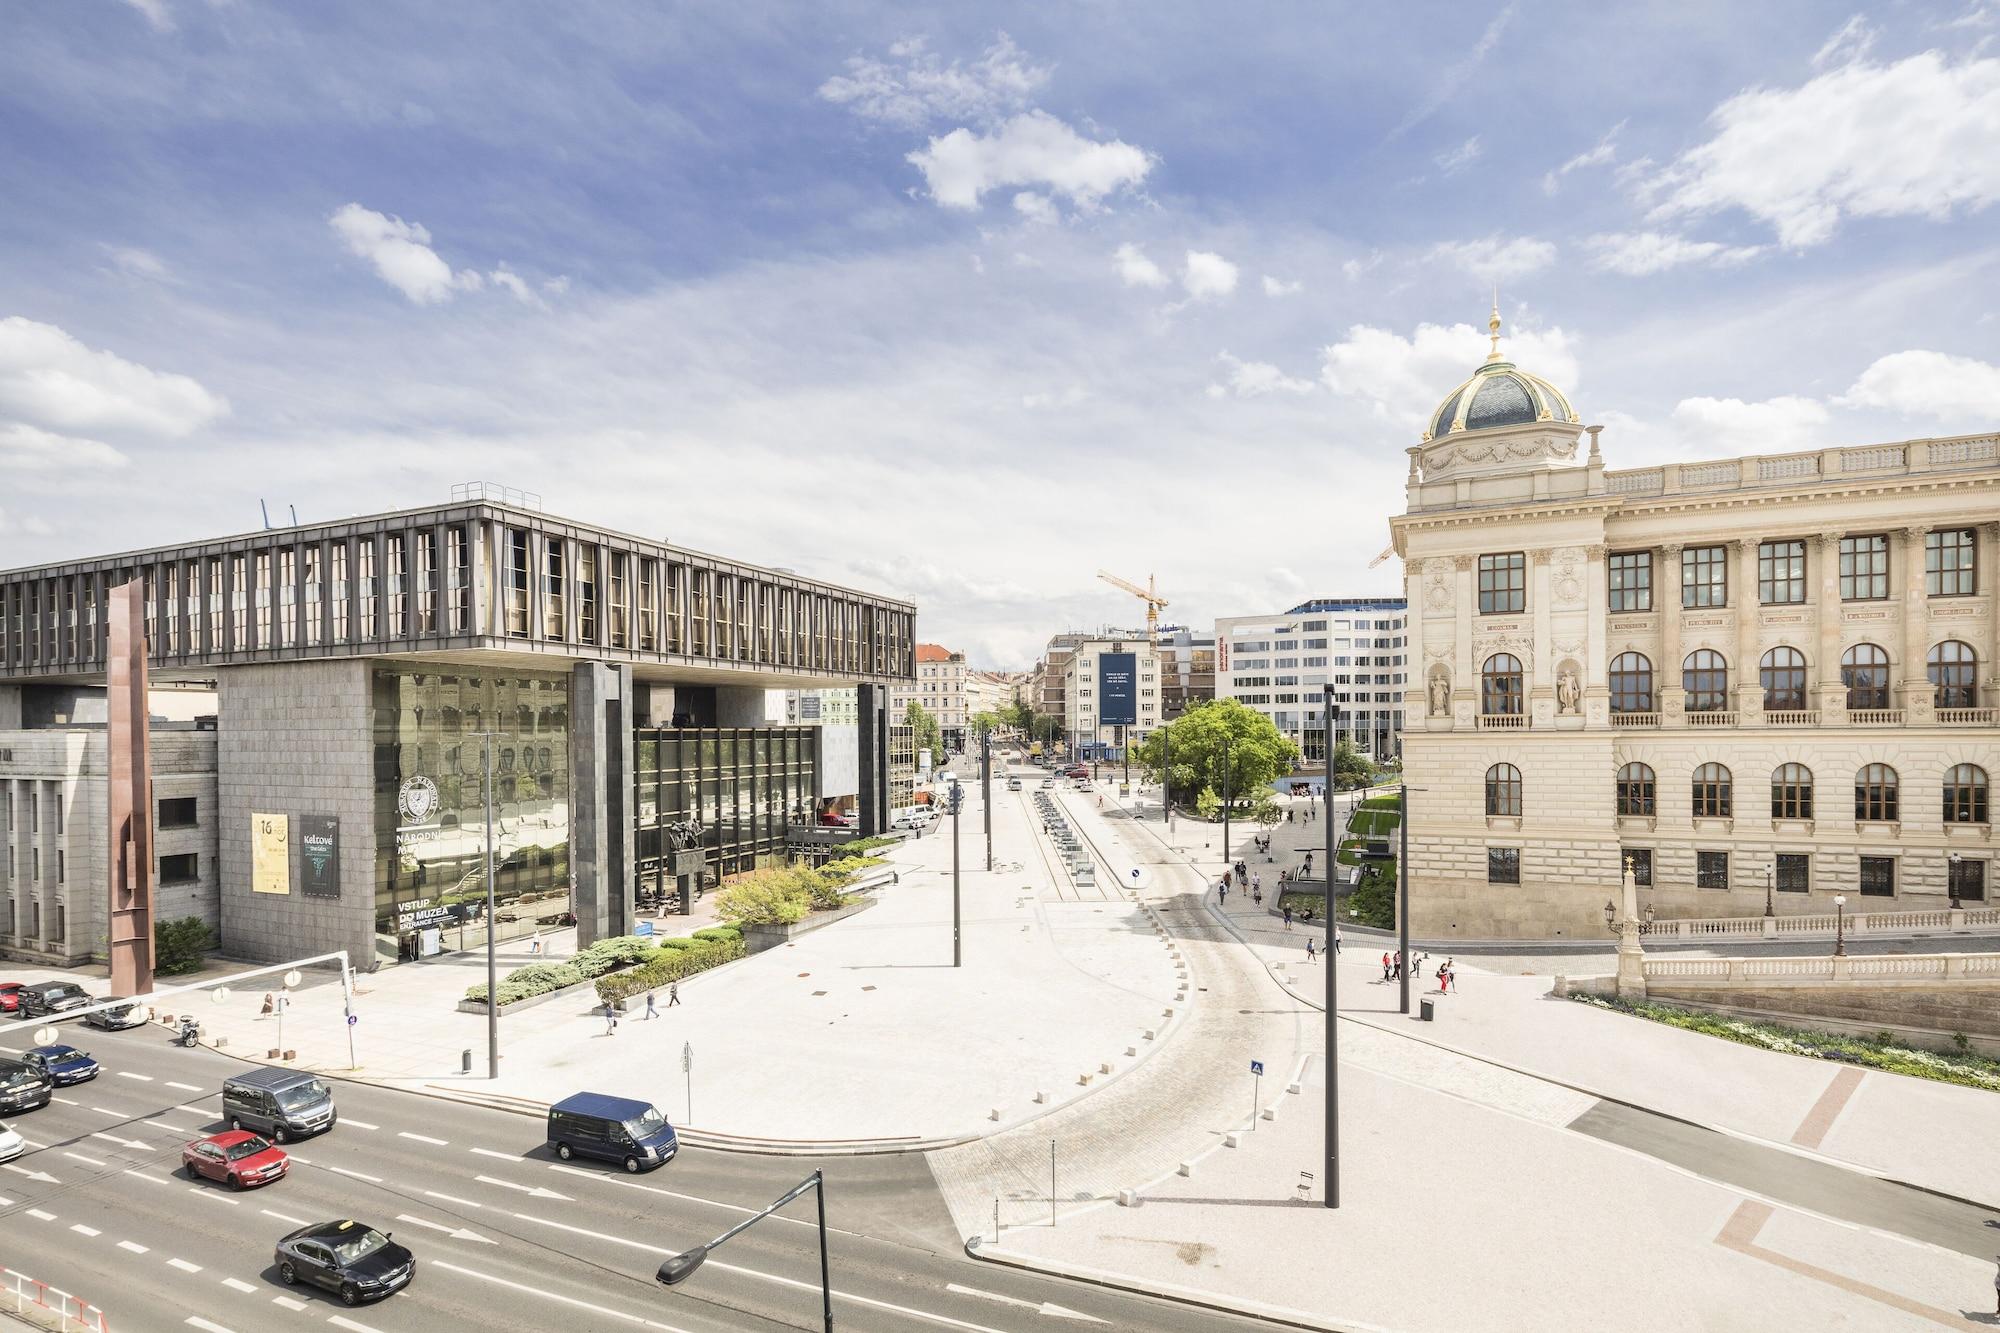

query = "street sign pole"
[1250,1059,1263,1132]
[682,1041,693,1125]
[1322,687,1342,1209]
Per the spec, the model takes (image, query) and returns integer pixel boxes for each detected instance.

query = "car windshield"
[0,1069,34,1091]
[621,1106,668,1138]
[330,1228,390,1265]
[225,1137,273,1161]
[275,1079,328,1111]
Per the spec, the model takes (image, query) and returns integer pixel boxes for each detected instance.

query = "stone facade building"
[1392,308,1998,938]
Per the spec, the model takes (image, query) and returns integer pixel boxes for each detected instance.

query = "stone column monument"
[1615,861,1647,999]
[107,580,155,996]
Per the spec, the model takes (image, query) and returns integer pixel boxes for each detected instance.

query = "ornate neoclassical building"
[1390,309,1999,938]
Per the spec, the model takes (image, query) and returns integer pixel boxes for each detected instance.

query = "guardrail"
[1638,905,2000,942]
[0,1266,109,1331]
[1643,952,2000,986]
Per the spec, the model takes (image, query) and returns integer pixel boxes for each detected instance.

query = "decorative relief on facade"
[1553,547,1586,607]
[1423,643,1452,662]
[1423,434,1577,473]
[1683,615,1729,630]
[1843,608,1894,622]
[1554,640,1585,662]
[1452,554,1474,573]
[1930,603,1983,619]
[1424,560,1453,614]
[1608,618,1654,632]
[1585,544,1609,561]
[1555,664,1582,714]
[1762,612,1808,626]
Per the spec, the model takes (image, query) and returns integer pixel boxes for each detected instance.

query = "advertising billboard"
[300,815,341,898]
[1099,651,1138,726]
[251,812,290,895]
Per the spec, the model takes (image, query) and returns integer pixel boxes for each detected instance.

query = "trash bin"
[1419,999,1436,1022]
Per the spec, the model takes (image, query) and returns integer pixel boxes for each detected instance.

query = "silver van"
[222,1067,337,1142]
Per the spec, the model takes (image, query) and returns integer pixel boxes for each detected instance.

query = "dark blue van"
[546,1092,678,1173]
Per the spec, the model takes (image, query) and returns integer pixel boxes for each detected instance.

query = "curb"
[965,1240,1389,1333]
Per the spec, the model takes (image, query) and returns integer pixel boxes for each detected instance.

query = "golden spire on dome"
[1484,286,1504,363]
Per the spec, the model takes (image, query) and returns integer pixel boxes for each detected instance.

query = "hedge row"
[713,860,875,927]
[465,927,745,1006]
[595,935,747,1005]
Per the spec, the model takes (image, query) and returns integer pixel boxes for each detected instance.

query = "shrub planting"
[154,916,215,976]
[596,935,747,1005]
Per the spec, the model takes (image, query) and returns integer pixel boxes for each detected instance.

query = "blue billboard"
[1099,652,1137,726]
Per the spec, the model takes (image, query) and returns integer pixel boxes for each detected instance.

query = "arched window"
[1616,762,1656,817]
[1840,643,1891,710]
[1609,652,1654,713]
[1692,762,1732,818]
[1683,650,1729,712]
[1928,641,1979,709]
[1944,764,1989,824]
[1760,646,1808,712]
[1481,654,1523,716]
[1485,763,1522,817]
[1770,763,1814,819]
[1855,763,1899,822]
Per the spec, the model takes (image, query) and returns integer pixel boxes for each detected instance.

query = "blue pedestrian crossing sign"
[1250,1060,1264,1076]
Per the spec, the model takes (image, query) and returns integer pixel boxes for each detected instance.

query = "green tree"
[1135,699,1299,816]
[971,711,1001,742]
[1329,739,1376,791]
[904,700,944,760]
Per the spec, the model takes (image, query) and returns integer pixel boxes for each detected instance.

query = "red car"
[182,1131,289,1190]
[0,984,22,1014]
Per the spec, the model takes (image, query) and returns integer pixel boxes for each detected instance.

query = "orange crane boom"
[1097,570,1168,643]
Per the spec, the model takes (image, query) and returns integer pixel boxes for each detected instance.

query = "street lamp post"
[474,731,501,1079]
[981,729,992,873]
[659,1170,832,1332]
[1221,733,1234,865]
[1833,893,1847,956]
[1948,852,1962,910]
[1398,781,1411,1016]
[1161,724,1171,825]
[949,783,963,968]
[1321,687,1342,1210]
[1763,866,1774,918]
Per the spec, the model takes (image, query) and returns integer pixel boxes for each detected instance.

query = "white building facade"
[1393,310,2000,938]
[1215,601,1407,761]
[1061,637,1162,758]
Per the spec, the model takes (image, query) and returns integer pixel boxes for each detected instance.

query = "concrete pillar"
[1733,538,1762,720]
[1814,532,1845,717]
[1659,544,1684,721]
[106,581,155,995]
[0,685,20,729]
[1451,555,1474,722]
[1896,526,1930,719]
[569,662,633,947]
[856,682,888,836]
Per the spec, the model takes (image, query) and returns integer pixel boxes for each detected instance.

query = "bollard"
[1125,1045,1137,1057]
[1224,1131,1243,1148]
[1116,1188,1139,1207]
[1177,1161,1193,1177]
[1098,1061,1113,1074]
[462,1048,473,1074]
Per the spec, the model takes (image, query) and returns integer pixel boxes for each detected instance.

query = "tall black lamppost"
[980,728,993,872]
[1397,780,1411,1016]
[1833,892,1847,957]
[1321,687,1342,1209]
[1161,724,1172,825]
[948,782,964,967]
[1948,852,1963,911]
[1763,865,1774,918]
[1221,732,1234,865]
[659,1170,831,1332]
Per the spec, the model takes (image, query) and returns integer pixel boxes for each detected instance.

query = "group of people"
[1377,951,1456,992]
[601,982,682,1034]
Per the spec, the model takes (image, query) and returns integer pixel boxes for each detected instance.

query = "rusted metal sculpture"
[107,580,154,995]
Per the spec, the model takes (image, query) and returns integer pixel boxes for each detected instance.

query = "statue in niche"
[1556,667,1582,715]
[1428,670,1451,717]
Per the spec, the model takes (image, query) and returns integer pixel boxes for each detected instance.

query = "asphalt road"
[0,1018,1297,1333]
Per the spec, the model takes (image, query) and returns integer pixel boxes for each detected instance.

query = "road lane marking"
[468,1147,524,1161]
[91,1131,152,1151]
[476,1173,570,1201]
[116,1071,155,1082]
[26,1208,54,1220]
[123,1168,172,1185]
[169,1257,203,1272]
[190,1187,240,1205]
[53,1096,79,1105]
[147,1119,190,1133]
[261,1208,308,1226]
[393,1212,495,1244]
[326,1165,382,1183]
[156,1103,205,1116]
[119,1240,149,1254]
[19,1138,45,1148]
[422,1191,482,1209]
[287,1153,313,1164]
[69,1223,100,1237]
[61,1152,108,1167]
[187,1319,235,1332]
[426,1260,693,1332]
[329,1317,386,1333]
[88,1106,123,1117]
[547,1164,846,1234]
[221,1278,256,1293]
[945,1284,1109,1323]
[0,1046,19,1053]
[4,1164,58,1183]
[166,1081,205,1093]
[397,1131,448,1146]
[272,1296,307,1311]
[340,1118,379,1130]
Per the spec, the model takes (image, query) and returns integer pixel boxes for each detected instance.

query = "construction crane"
[1097,570,1169,643]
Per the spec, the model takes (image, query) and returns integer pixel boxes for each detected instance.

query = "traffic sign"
[347,1014,359,1026]
[1250,1060,1264,1077]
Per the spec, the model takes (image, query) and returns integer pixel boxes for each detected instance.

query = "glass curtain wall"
[373,667,571,962]
[633,727,818,906]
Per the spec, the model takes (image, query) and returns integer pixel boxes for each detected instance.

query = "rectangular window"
[448,525,471,633]
[1926,528,1976,597]
[330,544,349,642]
[1486,847,1520,885]
[542,539,564,640]
[1607,551,1652,612]
[277,548,297,647]
[158,797,199,829]
[301,545,322,646]
[608,553,629,649]
[386,532,408,638]
[1697,850,1729,890]
[1682,546,1728,607]
[1776,853,1810,893]
[1838,534,1888,601]
[1858,855,1895,897]
[577,545,598,645]
[506,529,530,638]
[639,559,659,651]
[253,552,272,647]
[357,541,378,640]
[1622,848,1652,887]
[414,529,438,633]
[158,852,200,885]
[1758,539,1806,604]
[1477,554,1525,614]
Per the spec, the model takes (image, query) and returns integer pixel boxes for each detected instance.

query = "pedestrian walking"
[1252,872,1261,896]
[529,932,543,956]
[1302,854,1314,878]
[1992,1254,1999,1316]
[667,982,681,1007]
[1219,881,1229,906]
[1392,951,1403,981]
[1333,926,1343,954]
[1444,959,1456,993]
[603,1001,619,1036]
[644,991,659,1020]
[1381,952,1392,982]
[1305,937,1317,963]
[259,993,274,1020]
[1283,905,1294,930]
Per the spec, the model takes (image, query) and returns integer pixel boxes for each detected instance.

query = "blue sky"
[2,1,1997,667]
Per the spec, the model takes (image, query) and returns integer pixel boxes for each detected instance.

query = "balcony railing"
[1847,709,1904,726]
[1609,712,1659,728]
[1765,709,1820,726]
[1686,711,1737,727]
[1941,708,1996,725]
[1475,714,1527,729]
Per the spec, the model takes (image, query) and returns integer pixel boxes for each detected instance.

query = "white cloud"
[1213,352,1314,397]
[906,111,1153,211]
[487,265,546,307]
[1641,51,2000,247]
[0,422,127,471]
[1541,120,1625,195]
[1113,243,1167,288]
[818,33,1052,129]
[1341,252,1383,281]
[1672,395,1829,452]
[1320,320,1580,429]
[1012,191,1058,225]
[1392,3,1517,136]
[1261,275,1303,297]
[0,316,227,437]
[103,245,172,282]
[1813,15,1876,69]
[1435,135,1483,174]
[1835,349,2000,418]
[1427,235,1558,281]
[122,0,172,31]
[0,506,55,537]
[1021,384,1087,410]
[329,203,484,304]
[1585,231,1766,275]
[1180,250,1239,300]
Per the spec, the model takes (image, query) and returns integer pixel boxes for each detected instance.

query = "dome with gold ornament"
[1421,303,1578,443]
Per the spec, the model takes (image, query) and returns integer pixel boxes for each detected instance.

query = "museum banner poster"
[300,815,340,898]
[251,812,290,895]
[1099,651,1137,727]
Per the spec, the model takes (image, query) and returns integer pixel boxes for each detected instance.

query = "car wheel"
[623,1155,641,1174]
[271,1126,288,1144]
[339,1283,360,1307]
[279,1262,298,1286]
[226,1173,241,1191]
[229,1116,243,1132]
[555,1142,573,1161]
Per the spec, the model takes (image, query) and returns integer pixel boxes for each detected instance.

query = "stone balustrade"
[1637,904,2000,942]
[1641,950,2000,987]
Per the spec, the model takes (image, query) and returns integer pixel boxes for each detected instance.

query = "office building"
[1215,600,1407,761]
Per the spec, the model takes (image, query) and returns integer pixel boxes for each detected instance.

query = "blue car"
[23,1044,99,1086]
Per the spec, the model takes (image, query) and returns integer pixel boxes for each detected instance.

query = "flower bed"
[461,930,741,1011]
[1569,992,2000,1093]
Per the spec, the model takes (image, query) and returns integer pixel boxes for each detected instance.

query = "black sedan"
[16,981,91,1019]
[83,998,147,1031]
[0,1059,53,1114]
[274,1220,414,1306]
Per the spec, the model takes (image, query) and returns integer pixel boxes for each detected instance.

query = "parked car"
[222,1068,336,1142]
[547,1091,678,1173]
[274,1219,414,1306]
[22,1044,98,1086]
[183,1130,289,1190]
[16,981,91,1019]
[0,1060,52,1114]
[0,983,23,1014]
[1005,777,1022,791]
[1040,777,1055,788]
[83,998,147,1031]
[0,1121,22,1163]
